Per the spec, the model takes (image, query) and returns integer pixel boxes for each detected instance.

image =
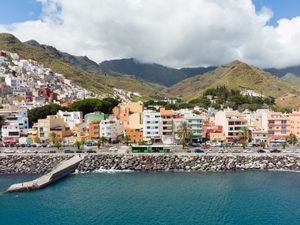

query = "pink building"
[267,112,289,143]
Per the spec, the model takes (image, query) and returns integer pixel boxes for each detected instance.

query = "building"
[5,75,21,91]
[100,116,124,142]
[160,108,176,144]
[87,121,100,140]
[1,124,20,145]
[57,110,83,129]
[288,110,300,138]
[143,110,161,142]
[185,115,203,143]
[0,107,29,132]
[267,112,289,143]
[215,110,248,142]
[33,115,68,142]
[252,130,268,144]
[125,128,143,143]
[84,112,108,124]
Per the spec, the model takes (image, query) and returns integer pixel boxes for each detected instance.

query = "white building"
[143,110,161,142]
[57,110,83,129]
[1,124,20,145]
[5,75,21,91]
[100,116,124,142]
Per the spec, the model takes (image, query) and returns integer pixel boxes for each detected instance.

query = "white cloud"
[1,0,300,69]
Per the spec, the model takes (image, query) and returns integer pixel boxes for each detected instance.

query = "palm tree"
[121,135,131,146]
[177,122,193,149]
[47,132,62,149]
[74,139,84,150]
[97,136,108,149]
[238,127,252,149]
[287,133,298,145]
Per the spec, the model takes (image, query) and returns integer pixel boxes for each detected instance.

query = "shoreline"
[0,153,299,174]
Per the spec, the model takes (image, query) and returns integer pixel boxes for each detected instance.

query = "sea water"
[0,171,299,225]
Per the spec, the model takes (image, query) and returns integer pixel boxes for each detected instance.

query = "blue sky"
[0,0,300,26]
[253,0,300,25]
[0,0,42,25]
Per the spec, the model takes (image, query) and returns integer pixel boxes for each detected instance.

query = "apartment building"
[185,115,203,143]
[288,110,300,138]
[33,115,69,142]
[0,107,29,133]
[267,112,289,143]
[57,110,83,129]
[160,108,176,144]
[143,110,161,142]
[100,116,124,142]
[215,110,248,142]
[1,124,20,145]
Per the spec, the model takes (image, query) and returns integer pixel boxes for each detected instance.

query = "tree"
[28,104,62,127]
[259,141,266,149]
[121,135,131,146]
[238,128,252,149]
[53,141,62,150]
[74,139,84,150]
[287,133,298,145]
[47,132,62,149]
[177,122,193,148]
[97,136,108,149]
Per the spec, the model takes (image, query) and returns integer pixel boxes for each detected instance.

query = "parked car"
[64,149,75,153]
[244,149,252,153]
[27,149,38,154]
[4,148,15,154]
[194,149,205,153]
[16,149,27,154]
[76,150,84,153]
[270,149,281,153]
[190,142,201,147]
[257,149,266,153]
[109,147,118,152]
[48,150,57,154]
[86,149,97,153]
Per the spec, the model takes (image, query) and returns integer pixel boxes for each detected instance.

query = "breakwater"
[0,154,299,174]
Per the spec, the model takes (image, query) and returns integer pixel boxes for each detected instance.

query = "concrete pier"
[6,155,84,192]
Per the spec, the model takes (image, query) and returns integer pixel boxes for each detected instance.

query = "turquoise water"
[0,171,299,225]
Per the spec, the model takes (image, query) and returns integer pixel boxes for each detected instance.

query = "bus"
[131,145,170,153]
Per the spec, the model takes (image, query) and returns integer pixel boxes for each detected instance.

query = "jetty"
[6,155,84,193]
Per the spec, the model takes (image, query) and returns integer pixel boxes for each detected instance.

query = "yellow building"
[33,115,70,141]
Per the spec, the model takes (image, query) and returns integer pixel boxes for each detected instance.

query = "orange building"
[289,110,300,138]
[87,121,100,140]
[125,128,143,143]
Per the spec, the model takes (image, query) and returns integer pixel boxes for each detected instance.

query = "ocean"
[0,171,299,225]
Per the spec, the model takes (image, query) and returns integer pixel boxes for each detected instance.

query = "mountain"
[25,40,101,73]
[265,65,300,78]
[168,60,300,104]
[0,33,167,98]
[99,58,195,86]
[179,66,217,76]
[281,73,300,88]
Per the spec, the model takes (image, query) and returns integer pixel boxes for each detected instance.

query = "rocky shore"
[0,154,299,174]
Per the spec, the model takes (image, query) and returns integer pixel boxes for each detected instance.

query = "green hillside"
[168,60,300,100]
[0,33,167,98]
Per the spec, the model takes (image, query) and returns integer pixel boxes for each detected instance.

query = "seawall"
[0,154,299,174]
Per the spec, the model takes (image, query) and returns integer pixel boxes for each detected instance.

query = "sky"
[0,0,300,69]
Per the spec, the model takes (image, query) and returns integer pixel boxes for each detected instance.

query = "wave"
[73,169,134,175]
[268,169,300,173]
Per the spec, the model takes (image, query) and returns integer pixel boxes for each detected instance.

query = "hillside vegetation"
[168,61,300,105]
[0,33,167,98]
